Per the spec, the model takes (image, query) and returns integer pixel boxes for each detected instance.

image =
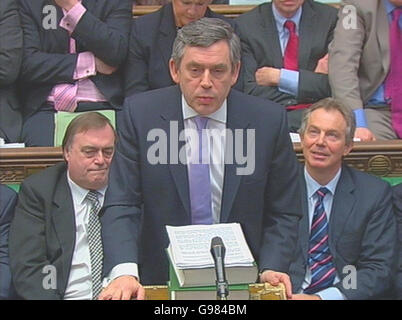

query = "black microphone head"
[211,236,224,248]
[210,236,225,258]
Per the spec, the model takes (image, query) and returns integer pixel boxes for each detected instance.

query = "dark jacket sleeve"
[0,0,23,86]
[18,0,131,84]
[392,183,402,299]
[0,185,18,300]
[9,181,62,300]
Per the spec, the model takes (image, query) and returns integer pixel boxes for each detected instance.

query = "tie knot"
[316,187,329,199]
[86,190,100,204]
[284,20,296,33]
[194,116,209,131]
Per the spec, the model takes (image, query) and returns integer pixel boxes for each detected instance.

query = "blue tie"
[304,187,336,294]
[189,116,213,225]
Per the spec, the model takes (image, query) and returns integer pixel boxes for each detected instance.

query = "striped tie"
[86,190,103,300]
[304,187,336,294]
[53,37,78,112]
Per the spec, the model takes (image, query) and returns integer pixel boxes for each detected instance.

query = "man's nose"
[200,70,212,88]
[93,150,105,164]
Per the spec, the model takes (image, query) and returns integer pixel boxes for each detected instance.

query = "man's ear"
[169,58,180,84]
[343,142,354,157]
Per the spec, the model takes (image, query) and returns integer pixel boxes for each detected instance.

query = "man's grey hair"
[171,17,241,71]
[298,98,356,145]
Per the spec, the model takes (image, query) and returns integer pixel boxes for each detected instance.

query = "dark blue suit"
[102,86,302,285]
[289,165,397,299]
[392,183,402,299]
[0,185,17,299]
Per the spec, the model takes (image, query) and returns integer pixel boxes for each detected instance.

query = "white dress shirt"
[182,95,227,224]
[302,167,346,300]
[64,173,107,300]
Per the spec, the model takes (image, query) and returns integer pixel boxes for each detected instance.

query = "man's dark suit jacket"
[124,3,238,96]
[17,0,132,119]
[289,165,397,299]
[0,185,18,299]
[102,85,302,285]
[0,0,23,143]
[9,163,79,299]
[235,0,337,107]
[392,183,402,299]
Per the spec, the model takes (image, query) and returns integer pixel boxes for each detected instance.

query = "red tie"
[385,8,402,138]
[283,20,312,111]
[283,20,299,71]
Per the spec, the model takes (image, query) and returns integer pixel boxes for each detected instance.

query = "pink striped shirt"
[48,1,107,105]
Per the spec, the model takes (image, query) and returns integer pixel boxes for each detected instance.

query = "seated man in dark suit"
[124,0,237,96]
[18,0,132,147]
[290,98,397,299]
[0,0,23,143]
[392,183,402,299]
[0,184,18,299]
[99,17,301,300]
[9,112,144,299]
[235,0,337,132]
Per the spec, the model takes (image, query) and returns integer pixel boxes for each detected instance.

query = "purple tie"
[189,116,213,225]
[385,8,402,138]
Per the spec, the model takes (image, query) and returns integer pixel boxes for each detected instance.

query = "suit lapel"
[162,87,192,222]
[158,4,177,73]
[298,1,315,70]
[376,0,390,74]
[328,166,356,251]
[220,92,250,223]
[299,167,311,263]
[262,4,284,68]
[52,170,76,287]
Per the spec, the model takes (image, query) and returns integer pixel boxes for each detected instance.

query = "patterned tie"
[85,190,103,300]
[283,20,299,71]
[304,187,336,294]
[189,116,213,225]
[385,8,402,138]
[54,37,78,112]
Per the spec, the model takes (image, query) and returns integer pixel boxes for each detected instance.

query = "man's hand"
[255,67,280,87]
[95,57,117,75]
[314,54,328,74]
[259,270,292,299]
[355,127,376,142]
[54,0,79,11]
[98,275,145,300]
[291,294,321,300]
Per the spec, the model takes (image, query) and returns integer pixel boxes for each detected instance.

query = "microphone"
[210,236,229,300]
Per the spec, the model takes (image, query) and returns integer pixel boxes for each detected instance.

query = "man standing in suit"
[0,0,23,143]
[329,0,402,141]
[9,112,144,299]
[392,183,402,299]
[18,0,132,146]
[290,98,397,299]
[99,18,301,300]
[235,0,337,132]
[124,0,237,96]
[0,185,18,299]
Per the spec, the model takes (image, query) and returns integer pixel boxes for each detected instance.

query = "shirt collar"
[181,95,227,124]
[67,171,107,205]
[384,0,399,15]
[272,2,303,33]
[304,166,342,200]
